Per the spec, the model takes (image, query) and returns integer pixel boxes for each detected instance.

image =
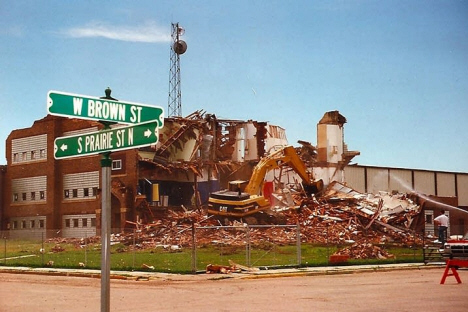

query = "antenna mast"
[168,23,187,117]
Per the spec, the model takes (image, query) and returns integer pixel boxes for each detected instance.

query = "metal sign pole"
[45,87,163,312]
[101,152,112,312]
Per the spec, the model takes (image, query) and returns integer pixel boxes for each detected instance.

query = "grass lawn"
[0,239,424,274]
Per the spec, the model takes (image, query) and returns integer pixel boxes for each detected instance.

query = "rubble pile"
[332,240,395,260]
[128,182,421,259]
[46,236,101,249]
[46,182,423,260]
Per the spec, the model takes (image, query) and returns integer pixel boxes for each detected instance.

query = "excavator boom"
[208,145,322,223]
[244,146,311,195]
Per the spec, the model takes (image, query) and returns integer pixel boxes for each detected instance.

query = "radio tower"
[168,23,187,117]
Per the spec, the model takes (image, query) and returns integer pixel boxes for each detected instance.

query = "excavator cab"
[228,180,248,193]
[208,180,250,201]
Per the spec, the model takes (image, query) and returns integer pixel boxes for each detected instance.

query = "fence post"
[41,232,44,266]
[132,229,136,269]
[296,221,301,266]
[3,237,6,265]
[191,222,197,273]
[84,232,88,266]
[326,224,329,266]
[246,224,251,267]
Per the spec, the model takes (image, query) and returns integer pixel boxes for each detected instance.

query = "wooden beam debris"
[46,181,423,263]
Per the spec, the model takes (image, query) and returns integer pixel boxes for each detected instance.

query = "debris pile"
[45,182,423,261]
[332,240,395,260]
[130,182,421,259]
[278,181,423,248]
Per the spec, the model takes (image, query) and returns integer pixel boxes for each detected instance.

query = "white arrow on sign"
[60,144,68,152]
[144,129,152,138]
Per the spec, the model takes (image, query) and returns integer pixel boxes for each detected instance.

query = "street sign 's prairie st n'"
[47,90,164,127]
[54,121,159,159]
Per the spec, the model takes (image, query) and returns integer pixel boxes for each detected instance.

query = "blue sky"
[1,0,467,172]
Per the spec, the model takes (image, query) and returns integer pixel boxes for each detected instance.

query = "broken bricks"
[44,181,424,263]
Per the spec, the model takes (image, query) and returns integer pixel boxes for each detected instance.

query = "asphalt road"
[0,268,467,312]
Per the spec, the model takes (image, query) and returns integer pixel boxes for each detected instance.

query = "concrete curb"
[0,263,444,281]
[240,263,443,279]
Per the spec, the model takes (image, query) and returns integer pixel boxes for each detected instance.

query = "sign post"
[101,152,111,312]
[47,89,164,312]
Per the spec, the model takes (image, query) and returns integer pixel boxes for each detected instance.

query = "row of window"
[13,191,46,202]
[13,149,46,163]
[12,154,121,168]
[64,217,96,228]
[12,188,99,202]
[64,187,98,199]
[9,216,97,230]
[11,160,122,203]
[11,219,45,230]
[12,187,100,202]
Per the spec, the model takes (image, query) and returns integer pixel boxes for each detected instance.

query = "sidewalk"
[0,262,444,281]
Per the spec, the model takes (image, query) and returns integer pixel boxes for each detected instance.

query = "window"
[22,152,27,161]
[93,187,98,196]
[31,192,36,200]
[13,221,18,229]
[65,219,70,228]
[13,153,19,162]
[72,189,78,198]
[13,193,18,202]
[84,188,89,197]
[40,191,45,200]
[425,215,433,224]
[73,219,79,228]
[30,220,35,229]
[21,220,26,229]
[64,190,69,198]
[40,149,46,158]
[82,218,88,227]
[112,159,122,170]
[31,150,36,159]
[39,220,44,228]
[91,218,96,227]
[22,193,27,201]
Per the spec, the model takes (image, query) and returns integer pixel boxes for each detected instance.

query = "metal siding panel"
[389,169,413,193]
[63,127,98,137]
[63,171,99,189]
[367,168,389,193]
[62,214,97,238]
[436,173,456,197]
[344,166,365,193]
[414,171,435,195]
[11,176,47,201]
[12,134,47,162]
[457,174,468,206]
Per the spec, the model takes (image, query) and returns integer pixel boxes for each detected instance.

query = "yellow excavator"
[207,145,323,224]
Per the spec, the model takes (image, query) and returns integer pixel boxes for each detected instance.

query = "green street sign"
[47,90,164,127]
[54,121,159,159]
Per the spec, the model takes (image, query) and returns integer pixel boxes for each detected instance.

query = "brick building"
[1,112,289,239]
[8,110,465,240]
[2,115,141,238]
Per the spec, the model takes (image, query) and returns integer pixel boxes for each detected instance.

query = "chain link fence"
[0,221,429,273]
[193,224,301,272]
